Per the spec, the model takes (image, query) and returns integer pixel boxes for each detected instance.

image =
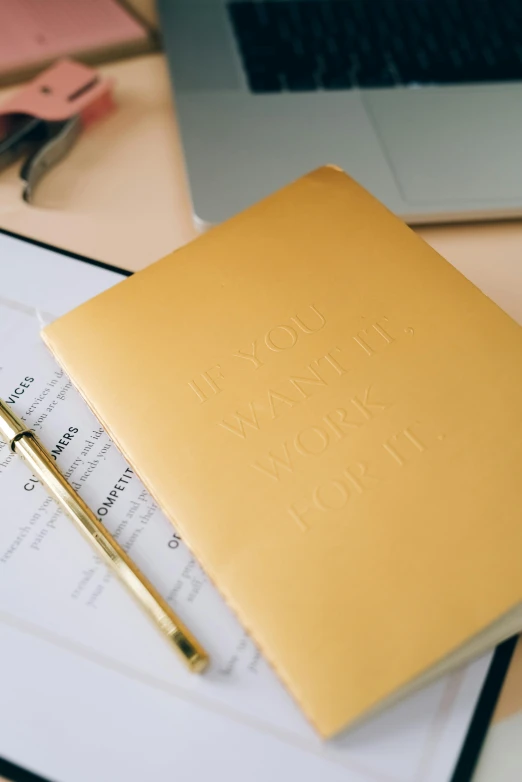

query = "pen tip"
[172,631,209,673]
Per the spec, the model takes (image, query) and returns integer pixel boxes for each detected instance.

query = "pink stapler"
[0,59,115,203]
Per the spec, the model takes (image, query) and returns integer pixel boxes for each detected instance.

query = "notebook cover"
[42,166,522,737]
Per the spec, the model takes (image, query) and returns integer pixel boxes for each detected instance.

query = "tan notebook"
[42,166,522,737]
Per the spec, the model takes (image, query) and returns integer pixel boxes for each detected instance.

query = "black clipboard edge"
[0,227,517,782]
[0,756,52,782]
[0,227,132,279]
[451,634,518,782]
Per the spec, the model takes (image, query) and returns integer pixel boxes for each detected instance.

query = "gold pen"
[0,398,208,673]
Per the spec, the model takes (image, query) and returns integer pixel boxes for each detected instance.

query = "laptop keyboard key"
[228,0,522,93]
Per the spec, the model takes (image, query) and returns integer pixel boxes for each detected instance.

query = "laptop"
[158,0,522,226]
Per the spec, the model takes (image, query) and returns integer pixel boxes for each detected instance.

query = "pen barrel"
[15,433,208,673]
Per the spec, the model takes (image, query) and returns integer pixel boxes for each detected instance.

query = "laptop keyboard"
[228,0,522,92]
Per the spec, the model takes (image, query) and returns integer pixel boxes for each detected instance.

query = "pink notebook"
[0,0,151,84]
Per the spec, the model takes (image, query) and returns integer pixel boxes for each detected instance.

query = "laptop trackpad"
[364,86,522,205]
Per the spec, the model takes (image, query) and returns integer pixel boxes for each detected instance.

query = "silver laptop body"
[159,0,522,226]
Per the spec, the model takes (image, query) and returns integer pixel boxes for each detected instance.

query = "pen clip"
[0,399,33,449]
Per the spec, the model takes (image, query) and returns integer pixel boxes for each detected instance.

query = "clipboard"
[0,226,516,782]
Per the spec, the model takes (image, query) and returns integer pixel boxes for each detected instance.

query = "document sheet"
[0,232,491,782]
